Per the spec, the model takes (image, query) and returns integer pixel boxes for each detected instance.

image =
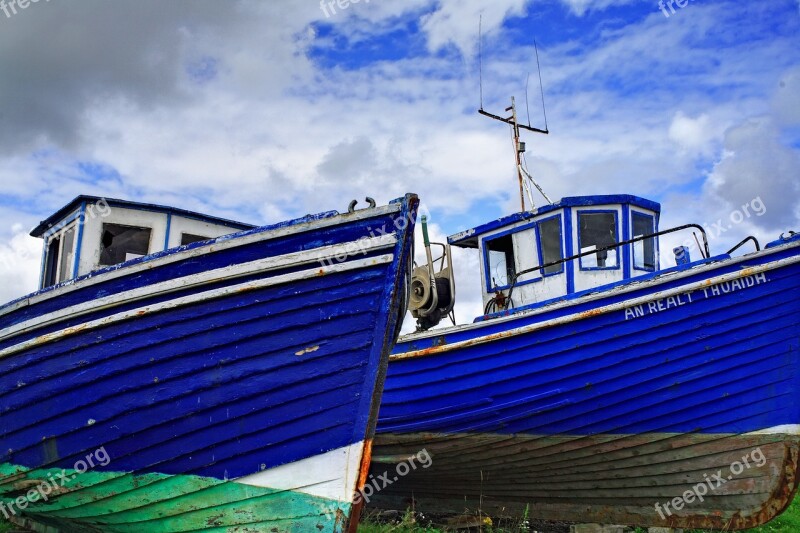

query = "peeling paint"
[295,346,321,356]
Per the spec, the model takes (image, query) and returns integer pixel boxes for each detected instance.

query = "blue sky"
[0,0,797,319]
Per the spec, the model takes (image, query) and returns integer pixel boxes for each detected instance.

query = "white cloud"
[705,117,800,231]
[559,0,637,16]
[0,226,41,305]
[322,0,640,59]
[0,0,797,316]
[668,112,717,156]
[772,66,800,127]
[420,0,529,56]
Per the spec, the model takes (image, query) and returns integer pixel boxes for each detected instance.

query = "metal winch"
[409,216,456,331]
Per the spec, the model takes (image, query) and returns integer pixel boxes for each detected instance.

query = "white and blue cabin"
[448,195,663,314]
[30,195,254,289]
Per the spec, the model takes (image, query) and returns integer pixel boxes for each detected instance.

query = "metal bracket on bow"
[348,197,376,213]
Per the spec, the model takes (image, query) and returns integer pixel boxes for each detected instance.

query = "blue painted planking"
[7,331,376,476]
[4,268,390,478]
[380,251,800,437]
[371,194,797,530]
[394,266,795,375]
[0,193,419,531]
[0,268,388,391]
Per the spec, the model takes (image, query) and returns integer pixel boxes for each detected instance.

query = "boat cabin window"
[43,223,78,286]
[99,223,152,266]
[537,215,564,275]
[43,237,60,287]
[632,212,657,271]
[485,234,515,289]
[58,227,76,282]
[578,211,619,270]
[180,233,211,246]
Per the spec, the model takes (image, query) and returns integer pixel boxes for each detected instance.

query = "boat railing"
[499,223,712,312]
[726,235,761,255]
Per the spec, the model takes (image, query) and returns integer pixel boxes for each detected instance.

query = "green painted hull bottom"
[0,463,350,532]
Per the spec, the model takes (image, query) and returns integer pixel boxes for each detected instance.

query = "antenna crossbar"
[478,109,549,134]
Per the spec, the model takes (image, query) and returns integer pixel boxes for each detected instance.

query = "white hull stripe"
[401,239,800,343]
[392,254,800,360]
[235,441,364,503]
[0,203,404,320]
[0,234,397,341]
[0,254,394,360]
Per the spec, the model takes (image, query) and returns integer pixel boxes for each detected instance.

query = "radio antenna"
[525,73,532,126]
[478,14,484,110]
[478,38,551,212]
[534,39,549,132]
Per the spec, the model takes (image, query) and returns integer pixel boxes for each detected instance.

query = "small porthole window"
[99,224,152,266]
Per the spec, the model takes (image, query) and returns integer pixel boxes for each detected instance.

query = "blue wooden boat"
[0,194,418,532]
[372,199,800,530]
[368,102,800,529]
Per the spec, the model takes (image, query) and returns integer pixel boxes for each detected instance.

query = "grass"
[0,495,796,532]
[358,492,800,532]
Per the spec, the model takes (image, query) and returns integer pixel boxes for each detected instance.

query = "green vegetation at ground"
[359,491,800,532]
[1,494,797,532]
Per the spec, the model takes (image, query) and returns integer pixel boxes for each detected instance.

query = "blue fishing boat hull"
[371,236,800,530]
[0,195,418,532]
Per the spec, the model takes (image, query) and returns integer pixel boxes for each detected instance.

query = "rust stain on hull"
[347,438,374,533]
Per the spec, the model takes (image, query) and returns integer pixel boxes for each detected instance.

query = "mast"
[510,97,525,212]
[479,98,549,212]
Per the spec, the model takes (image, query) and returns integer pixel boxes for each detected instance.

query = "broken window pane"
[100,224,152,266]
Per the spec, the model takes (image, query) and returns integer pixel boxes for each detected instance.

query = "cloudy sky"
[0,0,798,325]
